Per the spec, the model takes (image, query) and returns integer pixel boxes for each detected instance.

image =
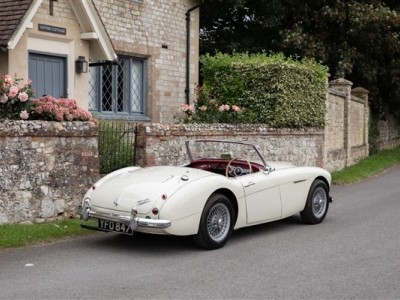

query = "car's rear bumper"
[81,198,171,230]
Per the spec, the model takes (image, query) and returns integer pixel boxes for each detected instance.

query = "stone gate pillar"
[352,87,370,157]
[329,78,353,165]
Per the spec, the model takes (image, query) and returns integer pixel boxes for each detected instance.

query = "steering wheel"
[225,157,253,177]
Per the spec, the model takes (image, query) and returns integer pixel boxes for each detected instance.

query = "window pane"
[89,56,146,118]
[131,60,142,113]
[102,65,113,112]
[88,66,98,110]
[116,58,130,113]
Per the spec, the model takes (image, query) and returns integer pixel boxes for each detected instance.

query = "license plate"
[98,219,133,235]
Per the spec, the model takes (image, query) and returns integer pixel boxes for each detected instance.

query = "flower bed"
[1,73,97,123]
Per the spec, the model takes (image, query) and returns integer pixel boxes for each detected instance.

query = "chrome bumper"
[81,199,171,230]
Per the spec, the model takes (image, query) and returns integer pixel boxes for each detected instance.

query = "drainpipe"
[185,0,204,105]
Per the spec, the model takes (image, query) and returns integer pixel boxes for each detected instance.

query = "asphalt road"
[1,165,400,300]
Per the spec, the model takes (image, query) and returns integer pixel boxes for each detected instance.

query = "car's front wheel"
[300,179,329,224]
[194,193,234,250]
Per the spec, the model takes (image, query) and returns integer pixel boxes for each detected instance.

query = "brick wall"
[0,121,99,224]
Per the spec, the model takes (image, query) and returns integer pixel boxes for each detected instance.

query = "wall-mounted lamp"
[75,56,88,73]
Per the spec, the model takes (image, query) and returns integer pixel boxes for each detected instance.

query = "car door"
[236,171,282,224]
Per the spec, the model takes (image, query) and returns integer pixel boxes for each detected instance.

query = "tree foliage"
[200,0,400,116]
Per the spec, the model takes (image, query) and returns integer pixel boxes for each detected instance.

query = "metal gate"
[98,121,137,174]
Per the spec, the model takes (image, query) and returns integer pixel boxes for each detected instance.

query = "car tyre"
[300,179,329,224]
[194,193,234,250]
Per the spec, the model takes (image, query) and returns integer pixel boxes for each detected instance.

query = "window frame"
[89,56,149,121]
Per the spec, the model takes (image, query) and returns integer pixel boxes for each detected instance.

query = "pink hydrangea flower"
[8,86,19,98]
[35,106,44,114]
[55,112,64,121]
[18,91,29,102]
[19,110,29,120]
[29,95,96,123]
[65,113,74,121]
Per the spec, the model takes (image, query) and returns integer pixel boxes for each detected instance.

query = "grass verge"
[1,147,399,252]
[331,147,400,185]
[0,219,97,252]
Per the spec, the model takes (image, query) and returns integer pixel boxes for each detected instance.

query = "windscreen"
[186,140,265,165]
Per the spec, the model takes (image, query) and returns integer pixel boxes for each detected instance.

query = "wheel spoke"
[206,203,231,242]
[312,187,327,218]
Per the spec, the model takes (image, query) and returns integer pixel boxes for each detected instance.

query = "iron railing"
[98,121,137,174]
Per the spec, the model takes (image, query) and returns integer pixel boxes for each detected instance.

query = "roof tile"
[0,0,34,51]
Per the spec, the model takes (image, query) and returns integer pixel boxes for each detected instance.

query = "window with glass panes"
[89,57,147,120]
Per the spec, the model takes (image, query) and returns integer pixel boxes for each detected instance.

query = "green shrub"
[196,52,329,127]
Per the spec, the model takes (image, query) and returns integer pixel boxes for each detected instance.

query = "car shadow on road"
[82,214,304,254]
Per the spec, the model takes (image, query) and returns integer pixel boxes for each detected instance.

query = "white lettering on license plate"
[98,220,133,235]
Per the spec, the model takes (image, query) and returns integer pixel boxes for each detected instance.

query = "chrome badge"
[113,195,122,206]
[137,198,150,206]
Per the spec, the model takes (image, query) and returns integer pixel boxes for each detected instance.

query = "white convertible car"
[81,140,332,249]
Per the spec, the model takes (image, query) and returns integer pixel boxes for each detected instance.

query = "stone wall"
[377,114,400,150]
[6,78,400,225]
[0,121,99,224]
[324,89,346,171]
[324,79,369,172]
[135,123,324,168]
[133,79,371,174]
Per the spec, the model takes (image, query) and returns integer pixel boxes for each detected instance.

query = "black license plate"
[98,219,133,235]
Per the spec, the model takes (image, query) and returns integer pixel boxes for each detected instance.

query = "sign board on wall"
[38,24,67,35]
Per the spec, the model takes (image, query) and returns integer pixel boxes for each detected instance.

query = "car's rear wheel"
[194,193,234,250]
[300,179,329,224]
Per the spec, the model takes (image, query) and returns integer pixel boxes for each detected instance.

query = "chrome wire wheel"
[206,203,231,242]
[312,186,328,218]
[194,193,234,249]
[300,179,330,224]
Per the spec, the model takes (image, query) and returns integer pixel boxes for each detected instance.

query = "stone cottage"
[0,0,201,123]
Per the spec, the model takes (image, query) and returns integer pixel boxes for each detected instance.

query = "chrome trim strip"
[294,179,306,184]
[87,210,171,229]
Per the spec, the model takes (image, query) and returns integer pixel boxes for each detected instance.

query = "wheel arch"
[212,188,239,225]
[300,176,330,224]
[315,176,330,192]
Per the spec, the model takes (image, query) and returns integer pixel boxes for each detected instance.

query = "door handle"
[245,182,255,187]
